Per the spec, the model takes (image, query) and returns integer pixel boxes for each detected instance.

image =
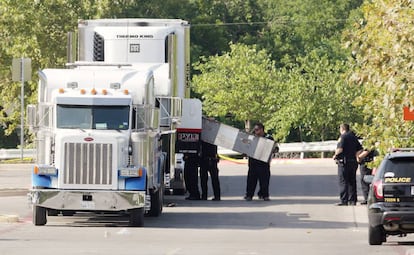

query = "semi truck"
[27,19,202,226]
[27,18,278,227]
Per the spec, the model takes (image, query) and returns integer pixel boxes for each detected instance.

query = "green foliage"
[192,43,363,138]
[191,0,364,140]
[345,0,414,155]
[0,0,130,138]
[190,0,266,63]
[259,0,363,65]
[0,125,18,148]
[266,51,363,141]
[192,43,277,130]
[0,0,368,146]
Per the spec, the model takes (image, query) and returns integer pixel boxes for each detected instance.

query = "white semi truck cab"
[28,19,202,226]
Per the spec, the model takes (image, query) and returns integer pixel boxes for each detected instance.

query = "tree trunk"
[244,120,250,133]
[321,130,325,158]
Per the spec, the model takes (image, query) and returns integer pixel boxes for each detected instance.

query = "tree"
[0,0,366,145]
[258,0,363,65]
[192,43,278,131]
[345,0,414,155]
[266,50,363,142]
[190,0,266,63]
[0,0,132,136]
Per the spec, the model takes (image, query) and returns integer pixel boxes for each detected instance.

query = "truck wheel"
[129,208,144,227]
[148,188,163,217]
[369,225,385,245]
[33,206,47,226]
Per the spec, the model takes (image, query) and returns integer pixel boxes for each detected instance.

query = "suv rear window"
[382,157,414,178]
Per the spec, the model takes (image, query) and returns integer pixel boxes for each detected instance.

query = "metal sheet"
[201,118,277,162]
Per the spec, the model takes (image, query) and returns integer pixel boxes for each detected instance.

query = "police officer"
[184,153,201,200]
[244,122,274,201]
[333,123,363,206]
[357,148,377,205]
[200,141,221,201]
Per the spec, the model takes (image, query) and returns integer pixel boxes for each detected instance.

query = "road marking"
[0,214,19,223]
[166,248,182,255]
[116,228,130,235]
[406,249,414,255]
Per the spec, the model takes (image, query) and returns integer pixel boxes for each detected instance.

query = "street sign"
[404,106,414,121]
[12,58,31,82]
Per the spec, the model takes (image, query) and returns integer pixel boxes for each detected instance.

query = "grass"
[0,158,34,164]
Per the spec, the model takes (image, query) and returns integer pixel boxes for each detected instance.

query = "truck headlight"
[34,165,58,176]
[119,167,143,177]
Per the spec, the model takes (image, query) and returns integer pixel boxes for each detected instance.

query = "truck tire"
[129,208,144,227]
[33,206,47,226]
[369,225,385,245]
[148,188,163,217]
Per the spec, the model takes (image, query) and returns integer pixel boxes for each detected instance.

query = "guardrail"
[0,140,338,160]
[278,140,337,152]
[218,140,337,159]
[0,149,36,160]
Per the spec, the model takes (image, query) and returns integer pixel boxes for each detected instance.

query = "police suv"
[365,148,414,245]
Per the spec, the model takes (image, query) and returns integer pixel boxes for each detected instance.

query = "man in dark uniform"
[357,148,377,205]
[333,123,363,206]
[244,122,273,201]
[200,141,221,201]
[184,153,201,200]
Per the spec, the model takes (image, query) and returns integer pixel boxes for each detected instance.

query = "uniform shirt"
[201,141,218,158]
[359,149,378,165]
[337,131,362,161]
[184,153,199,166]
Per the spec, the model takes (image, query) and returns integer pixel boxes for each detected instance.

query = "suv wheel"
[369,225,385,245]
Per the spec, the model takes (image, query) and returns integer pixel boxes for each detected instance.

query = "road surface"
[0,160,413,255]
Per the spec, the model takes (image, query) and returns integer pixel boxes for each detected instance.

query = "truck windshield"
[57,105,129,130]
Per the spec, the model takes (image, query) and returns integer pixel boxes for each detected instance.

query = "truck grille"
[63,142,113,185]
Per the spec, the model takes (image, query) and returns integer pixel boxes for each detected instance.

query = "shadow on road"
[164,197,339,208]
[144,211,367,230]
[44,209,366,230]
[25,171,364,230]
[197,174,339,198]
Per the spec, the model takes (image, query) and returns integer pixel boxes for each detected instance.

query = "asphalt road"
[1,160,414,255]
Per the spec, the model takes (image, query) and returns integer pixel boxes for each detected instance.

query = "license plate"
[411,186,414,195]
[80,201,95,209]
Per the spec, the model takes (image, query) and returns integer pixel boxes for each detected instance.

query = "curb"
[0,215,20,223]
[271,158,335,165]
[218,157,335,165]
[218,155,247,164]
[0,189,28,197]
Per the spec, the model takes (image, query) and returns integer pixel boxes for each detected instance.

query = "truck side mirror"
[27,104,37,130]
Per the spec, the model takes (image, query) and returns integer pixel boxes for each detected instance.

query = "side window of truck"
[132,106,145,131]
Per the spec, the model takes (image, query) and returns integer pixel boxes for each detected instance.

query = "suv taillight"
[373,180,383,199]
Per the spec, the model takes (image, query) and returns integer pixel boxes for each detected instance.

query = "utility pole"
[12,58,31,160]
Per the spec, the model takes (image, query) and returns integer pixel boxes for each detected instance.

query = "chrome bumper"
[28,189,145,211]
